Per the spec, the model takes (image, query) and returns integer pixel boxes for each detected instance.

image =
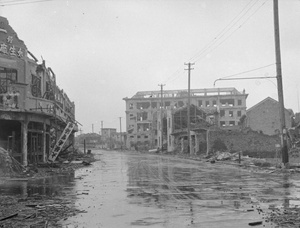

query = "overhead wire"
[192,0,270,64]
[189,0,260,63]
[163,0,268,86]
[0,0,51,6]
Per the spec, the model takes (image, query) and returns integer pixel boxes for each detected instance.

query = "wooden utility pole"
[119,117,122,150]
[273,0,288,166]
[158,84,166,151]
[185,62,194,155]
[101,121,103,149]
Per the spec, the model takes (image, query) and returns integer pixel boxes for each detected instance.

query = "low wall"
[208,129,280,154]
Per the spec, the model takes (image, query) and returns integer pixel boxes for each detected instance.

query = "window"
[238,100,242,106]
[237,111,241,117]
[229,111,233,117]
[31,74,41,97]
[0,67,17,93]
[137,136,141,139]
[220,121,226,127]
[229,121,235,126]
[129,103,134,109]
[144,135,148,139]
[220,110,225,117]
[206,101,210,107]
[198,100,203,107]
[213,100,217,107]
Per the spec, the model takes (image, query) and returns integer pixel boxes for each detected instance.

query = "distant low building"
[246,97,294,135]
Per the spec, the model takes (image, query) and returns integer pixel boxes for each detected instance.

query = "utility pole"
[158,84,166,152]
[101,121,103,149]
[119,117,122,150]
[273,0,288,167]
[185,62,194,155]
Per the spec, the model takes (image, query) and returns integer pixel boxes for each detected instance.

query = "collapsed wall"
[0,147,13,175]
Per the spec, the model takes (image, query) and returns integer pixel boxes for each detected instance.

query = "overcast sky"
[1,0,300,134]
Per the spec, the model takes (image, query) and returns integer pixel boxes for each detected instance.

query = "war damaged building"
[0,17,77,166]
[123,87,248,151]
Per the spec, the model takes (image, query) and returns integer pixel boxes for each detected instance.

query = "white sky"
[1,0,300,133]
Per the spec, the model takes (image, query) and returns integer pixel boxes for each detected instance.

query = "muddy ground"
[1,150,300,227]
[0,152,95,228]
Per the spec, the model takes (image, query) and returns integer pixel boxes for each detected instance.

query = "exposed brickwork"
[209,129,280,153]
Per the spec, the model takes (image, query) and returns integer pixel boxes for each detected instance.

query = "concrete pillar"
[21,120,28,166]
[42,122,46,162]
[195,134,199,155]
[206,128,210,155]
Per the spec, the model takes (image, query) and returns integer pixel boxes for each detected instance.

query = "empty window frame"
[212,100,217,107]
[198,100,203,107]
[220,110,225,117]
[229,121,235,126]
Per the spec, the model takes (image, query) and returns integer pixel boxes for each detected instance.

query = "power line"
[220,63,275,79]
[163,0,269,86]
[189,0,261,63]
[191,0,270,64]
[0,0,52,6]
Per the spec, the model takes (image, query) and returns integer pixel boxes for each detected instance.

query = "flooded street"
[1,149,300,227]
[58,149,300,228]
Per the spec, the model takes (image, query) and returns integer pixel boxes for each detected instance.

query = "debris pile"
[265,207,300,227]
[0,194,86,227]
[0,147,14,176]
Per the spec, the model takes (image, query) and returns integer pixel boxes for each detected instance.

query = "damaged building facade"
[123,87,247,151]
[0,17,77,166]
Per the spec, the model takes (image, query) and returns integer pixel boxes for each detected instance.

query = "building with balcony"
[0,17,77,166]
[123,87,248,151]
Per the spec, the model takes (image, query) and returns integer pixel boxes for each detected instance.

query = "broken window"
[164,101,170,107]
[137,123,150,132]
[0,67,17,93]
[151,102,157,108]
[137,102,150,109]
[137,112,148,121]
[220,110,225,117]
[31,74,41,98]
[198,100,202,107]
[220,99,234,107]
[213,100,217,107]
[229,121,235,126]
[229,111,233,117]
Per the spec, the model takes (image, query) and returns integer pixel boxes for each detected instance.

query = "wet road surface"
[1,149,300,227]
[58,150,300,228]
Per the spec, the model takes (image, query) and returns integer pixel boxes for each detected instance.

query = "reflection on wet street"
[2,149,300,227]
[59,150,300,228]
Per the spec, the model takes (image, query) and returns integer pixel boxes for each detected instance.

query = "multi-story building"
[123,87,248,150]
[0,17,77,165]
